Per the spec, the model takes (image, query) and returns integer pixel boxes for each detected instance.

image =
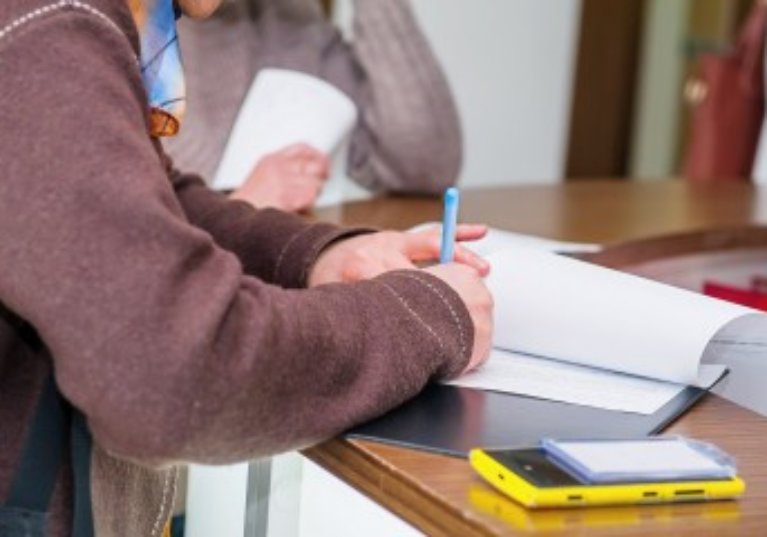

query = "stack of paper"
[442,230,767,415]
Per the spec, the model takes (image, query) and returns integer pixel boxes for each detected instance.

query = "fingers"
[420,262,494,376]
[279,143,330,178]
[292,156,329,178]
[344,254,416,282]
[289,174,325,192]
[284,175,325,211]
[403,230,490,276]
[455,224,488,242]
[415,224,488,243]
[401,232,441,261]
[387,253,417,272]
[453,245,491,276]
[280,142,322,158]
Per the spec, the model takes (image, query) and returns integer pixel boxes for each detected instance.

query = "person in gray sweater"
[164,0,463,211]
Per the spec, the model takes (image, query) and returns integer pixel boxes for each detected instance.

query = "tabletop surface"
[306,180,767,536]
[315,180,767,244]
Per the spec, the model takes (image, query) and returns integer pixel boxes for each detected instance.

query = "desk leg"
[245,458,272,537]
[245,453,303,537]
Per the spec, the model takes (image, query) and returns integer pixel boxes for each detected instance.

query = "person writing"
[164,0,462,211]
[0,0,491,535]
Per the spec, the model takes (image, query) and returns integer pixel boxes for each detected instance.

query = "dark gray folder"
[348,373,727,458]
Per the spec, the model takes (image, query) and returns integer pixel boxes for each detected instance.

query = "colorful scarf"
[128,0,186,137]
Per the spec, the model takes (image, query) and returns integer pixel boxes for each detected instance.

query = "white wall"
[336,0,582,187]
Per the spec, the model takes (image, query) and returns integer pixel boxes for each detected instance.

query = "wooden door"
[566,0,645,180]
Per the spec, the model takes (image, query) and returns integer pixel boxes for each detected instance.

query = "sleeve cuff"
[374,269,473,379]
[271,223,375,288]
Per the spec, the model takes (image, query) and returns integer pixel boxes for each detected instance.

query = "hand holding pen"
[309,188,488,286]
[422,187,494,375]
[309,185,493,374]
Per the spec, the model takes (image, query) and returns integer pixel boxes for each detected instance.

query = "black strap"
[5,375,67,512]
[4,375,95,537]
[70,412,94,537]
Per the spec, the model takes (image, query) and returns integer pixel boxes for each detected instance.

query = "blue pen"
[440,187,460,263]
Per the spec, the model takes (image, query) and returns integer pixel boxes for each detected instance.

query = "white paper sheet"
[212,69,358,191]
[446,349,727,414]
[466,228,601,257]
[485,248,765,386]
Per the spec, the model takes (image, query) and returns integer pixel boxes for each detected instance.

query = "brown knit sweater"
[163,0,463,194]
[0,1,472,535]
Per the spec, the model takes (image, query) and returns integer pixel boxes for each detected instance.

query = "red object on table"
[704,280,767,311]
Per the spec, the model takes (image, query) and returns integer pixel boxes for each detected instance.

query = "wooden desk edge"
[303,393,767,537]
[587,225,767,268]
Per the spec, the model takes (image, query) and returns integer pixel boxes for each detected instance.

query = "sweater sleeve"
[164,163,370,288]
[250,0,463,194]
[0,8,471,464]
[346,0,463,194]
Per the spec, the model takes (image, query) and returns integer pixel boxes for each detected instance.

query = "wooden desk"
[316,180,767,242]
[305,180,767,536]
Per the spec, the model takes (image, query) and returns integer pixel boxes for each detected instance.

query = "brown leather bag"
[682,2,767,181]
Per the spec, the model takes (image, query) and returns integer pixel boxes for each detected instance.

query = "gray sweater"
[163,0,463,194]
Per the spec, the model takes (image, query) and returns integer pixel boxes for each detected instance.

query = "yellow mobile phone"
[470,447,745,508]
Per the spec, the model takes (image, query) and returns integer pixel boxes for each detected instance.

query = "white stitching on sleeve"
[0,0,138,67]
[151,466,179,537]
[377,280,448,360]
[393,272,468,358]
[273,226,314,282]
